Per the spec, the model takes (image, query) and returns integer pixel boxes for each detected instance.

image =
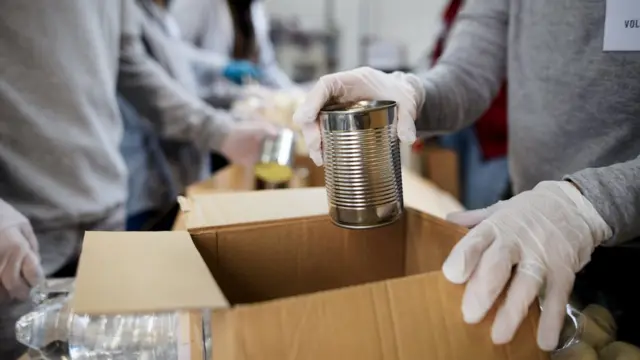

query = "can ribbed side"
[323,125,403,209]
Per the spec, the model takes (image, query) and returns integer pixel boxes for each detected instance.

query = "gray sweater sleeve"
[181,43,228,75]
[415,0,508,133]
[117,0,233,153]
[565,157,640,246]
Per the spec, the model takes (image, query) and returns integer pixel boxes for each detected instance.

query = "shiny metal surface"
[538,295,584,353]
[255,128,296,183]
[320,100,403,229]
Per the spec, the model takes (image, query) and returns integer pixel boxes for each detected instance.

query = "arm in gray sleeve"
[167,0,209,45]
[181,43,229,75]
[252,1,294,89]
[565,156,640,246]
[118,0,233,153]
[416,0,508,133]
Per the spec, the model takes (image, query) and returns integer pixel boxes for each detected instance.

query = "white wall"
[265,0,448,71]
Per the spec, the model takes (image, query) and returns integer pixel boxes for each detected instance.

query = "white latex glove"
[442,181,612,351]
[292,67,425,166]
[220,121,279,167]
[0,199,43,300]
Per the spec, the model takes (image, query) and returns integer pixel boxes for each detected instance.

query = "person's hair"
[227,0,258,61]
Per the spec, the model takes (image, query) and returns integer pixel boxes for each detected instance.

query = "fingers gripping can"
[320,100,403,229]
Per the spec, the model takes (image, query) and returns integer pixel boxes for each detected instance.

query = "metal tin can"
[320,100,403,229]
[254,128,296,184]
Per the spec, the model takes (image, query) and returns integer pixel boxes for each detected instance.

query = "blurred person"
[294,0,640,351]
[135,0,261,106]
[431,0,509,210]
[121,0,269,230]
[170,0,295,89]
[0,1,275,357]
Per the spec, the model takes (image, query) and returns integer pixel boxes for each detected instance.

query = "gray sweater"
[418,0,640,246]
[0,1,233,230]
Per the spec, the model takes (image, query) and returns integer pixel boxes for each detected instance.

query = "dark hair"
[227,0,257,60]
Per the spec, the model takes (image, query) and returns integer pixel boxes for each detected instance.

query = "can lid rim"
[320,100,396,114]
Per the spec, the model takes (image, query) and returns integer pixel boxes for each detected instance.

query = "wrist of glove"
[442,181,612,351]
[0,199,43,300]
[292,67,425,166]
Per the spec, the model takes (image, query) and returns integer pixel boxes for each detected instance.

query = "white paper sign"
[603,0,640,51]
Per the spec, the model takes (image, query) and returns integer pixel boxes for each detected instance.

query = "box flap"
[181,187,329,230]
[72,231,228,314]
[181,169,463,231]
[402,169,464,218]
[186,165,256,196]
[212,271,547,360]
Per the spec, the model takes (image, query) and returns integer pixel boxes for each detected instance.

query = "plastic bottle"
[16,279,183,360]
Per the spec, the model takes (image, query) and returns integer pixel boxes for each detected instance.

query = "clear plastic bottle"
[68,312,179,360]
[16,279,183,360]
[15,278,75,359]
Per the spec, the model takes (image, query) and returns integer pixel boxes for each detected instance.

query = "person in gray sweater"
[120,0,238,232]
[294,0,640,352]
[0,0,274,357]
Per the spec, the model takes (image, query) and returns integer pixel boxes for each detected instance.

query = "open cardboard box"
[72,182,548,359]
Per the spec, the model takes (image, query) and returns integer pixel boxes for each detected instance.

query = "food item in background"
[254,162,293,183]
[551,341,598,360]
[233,86,308,155]
[599,341,640,360]
[580,310,615,350]
[254,128,296,184]
[583,304,617,338]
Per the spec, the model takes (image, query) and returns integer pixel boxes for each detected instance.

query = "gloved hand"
[0,199,43,301]
[223,60,261,85]
[220,121,279,167]
[292,67,425,166]
[441,181,612,351]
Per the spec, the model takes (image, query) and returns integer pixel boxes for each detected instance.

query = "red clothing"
[431,0,508,160]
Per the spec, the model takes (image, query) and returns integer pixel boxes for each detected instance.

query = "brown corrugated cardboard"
[172,210,187,231]
[73,231,228,314]
[182,169,463,228]
[179,187,328,230]
[421,143,460,200]
[73,186,548,360]
[401,169,463,218]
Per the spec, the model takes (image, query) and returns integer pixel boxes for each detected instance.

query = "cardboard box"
[190,147,458,202]
[185,168,463,223]
[421,144,460,200]
[72,180,547,360]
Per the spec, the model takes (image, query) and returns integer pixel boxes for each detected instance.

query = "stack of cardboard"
[69,170,548,360]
